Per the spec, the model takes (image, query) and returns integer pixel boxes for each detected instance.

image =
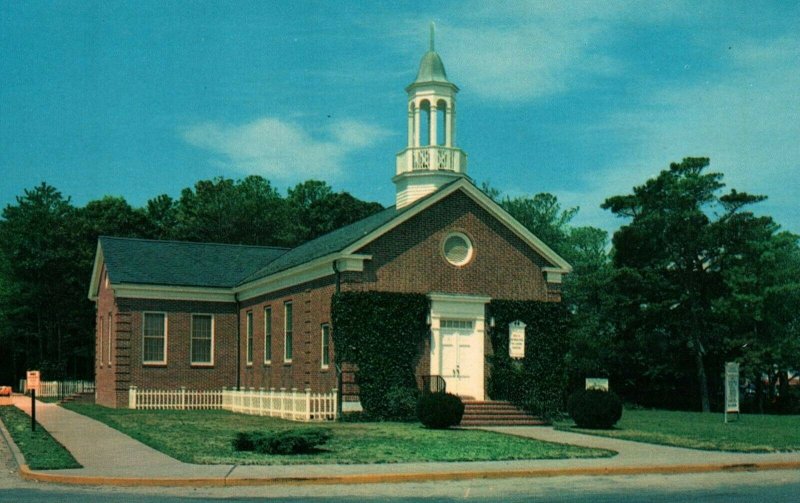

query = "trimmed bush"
[417,392,465,429]
[567,389,623,429]
[232,431,255,451]
[232,428,332,454]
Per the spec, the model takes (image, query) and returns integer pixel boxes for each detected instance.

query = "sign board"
[26,370,40,394]
[724,362,740,423]
[585,378,609,391]
[508,321,526,359]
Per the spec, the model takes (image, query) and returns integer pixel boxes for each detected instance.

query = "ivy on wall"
[331,291,430,419]
[487,300,570,421]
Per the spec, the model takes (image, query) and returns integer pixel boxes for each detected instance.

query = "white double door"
[439,319,482,399]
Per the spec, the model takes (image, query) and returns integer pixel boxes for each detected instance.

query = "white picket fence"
[19,379,95,397]
[128,386,223,410]
[128,387,338,422]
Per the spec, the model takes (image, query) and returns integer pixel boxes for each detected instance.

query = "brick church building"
[88,36,571,409]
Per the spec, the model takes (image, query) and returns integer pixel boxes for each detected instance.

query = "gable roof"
[341,178,573,272]
[89,179,572,302]
[98,236,288,289]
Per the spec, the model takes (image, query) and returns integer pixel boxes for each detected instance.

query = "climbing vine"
[487,300,570,421]
[331,291,430,419]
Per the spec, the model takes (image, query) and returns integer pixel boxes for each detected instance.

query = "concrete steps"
[460,400,546,426]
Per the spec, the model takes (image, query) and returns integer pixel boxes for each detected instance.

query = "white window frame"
[284,302,293,363]
[190,313,215,366]
[142,311,168,365]
[442,231,474,267]
[320,323,330,369]
[107,312,113,366]
[246,311,254,366]
[99,316,104,365]
[264,306,272,365]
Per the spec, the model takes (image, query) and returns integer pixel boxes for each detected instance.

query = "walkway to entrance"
[4,395,800,486]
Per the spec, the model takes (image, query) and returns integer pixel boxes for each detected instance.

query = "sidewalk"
[4,395,800,487]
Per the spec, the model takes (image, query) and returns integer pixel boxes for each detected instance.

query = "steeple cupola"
[394,24,468,209]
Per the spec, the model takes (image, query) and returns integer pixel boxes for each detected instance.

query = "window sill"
[142,363,167,368]
[190,363,214,368]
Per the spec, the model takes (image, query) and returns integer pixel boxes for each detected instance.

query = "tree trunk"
[755,374,764,414]
[693,342,710,412]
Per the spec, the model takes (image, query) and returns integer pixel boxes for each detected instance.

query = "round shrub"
[416,392,465,429]
[567,389,623,429]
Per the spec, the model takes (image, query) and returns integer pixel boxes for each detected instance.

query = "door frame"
[429,293,490,401]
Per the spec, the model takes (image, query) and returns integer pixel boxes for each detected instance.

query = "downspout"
[332,259,341,294]
[235,292,241,391]
[332,260,343,418]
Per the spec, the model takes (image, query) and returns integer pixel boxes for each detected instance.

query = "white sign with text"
[509,320,526,359]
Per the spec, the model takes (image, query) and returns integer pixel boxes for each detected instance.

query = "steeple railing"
[396,146,467,175]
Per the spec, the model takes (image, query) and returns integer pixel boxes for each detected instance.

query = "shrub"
[417,392,464,429]
[383,386,420,421]
[567,389,623,429]
[232,431,256,451]
[232,428,332,454]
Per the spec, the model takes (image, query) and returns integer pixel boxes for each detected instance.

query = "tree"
[602,157,779,412]
[145,194,178,240]
[480,183,616,393]
[172,176,291,246]
[0,183,85,380]
[287,180,383,244]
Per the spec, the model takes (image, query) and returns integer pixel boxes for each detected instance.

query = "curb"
[16,460,800,487]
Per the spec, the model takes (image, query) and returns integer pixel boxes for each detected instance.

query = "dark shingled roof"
[100,237,289,289]
[238,205,403,285]
[101,180,464,289]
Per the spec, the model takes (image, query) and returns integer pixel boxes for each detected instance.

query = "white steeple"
[394,23,468,209]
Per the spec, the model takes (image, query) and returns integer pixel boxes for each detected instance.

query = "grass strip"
[64,403,613,465]
[0,405,81,470]
[555,409,800,452]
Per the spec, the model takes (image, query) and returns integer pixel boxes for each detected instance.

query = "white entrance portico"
[429,293,490,401]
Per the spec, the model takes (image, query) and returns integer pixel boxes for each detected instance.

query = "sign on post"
[26,370,40,395]
[724,362,740,423]
[509,321,526,359]
[586,378,609,391]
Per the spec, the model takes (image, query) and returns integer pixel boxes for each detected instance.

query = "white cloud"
[392,1,684,101]
[181,117,390,182]
[569,35,800,233]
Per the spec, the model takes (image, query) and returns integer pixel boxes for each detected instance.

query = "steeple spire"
[394,27,467,209]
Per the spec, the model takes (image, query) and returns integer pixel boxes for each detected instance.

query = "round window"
[443,232,473,266]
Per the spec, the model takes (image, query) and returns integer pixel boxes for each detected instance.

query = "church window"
[143,312,167,364]
[443,232,474,266]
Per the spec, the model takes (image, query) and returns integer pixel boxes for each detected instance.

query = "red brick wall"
[238,278,338,394]
[350,190,556,301]
[118,299,238,397]
[95,265,122,407]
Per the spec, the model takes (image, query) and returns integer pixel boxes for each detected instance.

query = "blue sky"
[2,1,798,235]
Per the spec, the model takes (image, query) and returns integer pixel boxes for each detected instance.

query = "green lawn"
[0,405,81,470]
[63,403,613,465]
[555,409,800,452]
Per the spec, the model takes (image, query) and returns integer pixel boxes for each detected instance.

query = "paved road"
[2,475,800,502]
